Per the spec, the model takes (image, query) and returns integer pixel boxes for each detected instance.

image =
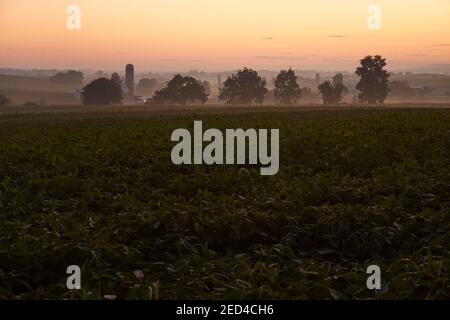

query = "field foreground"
[0,107,449,299]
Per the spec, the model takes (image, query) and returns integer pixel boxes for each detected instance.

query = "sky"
[0,0,449,72]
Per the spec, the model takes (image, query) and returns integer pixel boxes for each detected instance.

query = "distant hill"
[0,74,80,105]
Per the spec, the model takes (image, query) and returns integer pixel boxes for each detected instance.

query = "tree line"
[79,55,390,106]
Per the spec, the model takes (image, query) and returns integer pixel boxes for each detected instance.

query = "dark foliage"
[356,55,391,104]
[50,70,84,86]
[274,69,302,105]
[0,109,449,299]
[152,75,208,105]
[81,78,123,105]
[219,68,268,105]
[318,81,348,104]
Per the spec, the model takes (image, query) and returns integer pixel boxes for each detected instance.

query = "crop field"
[0,106,449,299]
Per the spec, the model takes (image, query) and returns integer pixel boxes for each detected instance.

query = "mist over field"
[1,68,450,107]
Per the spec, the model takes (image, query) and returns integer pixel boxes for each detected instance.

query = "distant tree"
[333,73,344,86]
[219,68,268,105]
[137,78,158,95]
[111,73,121,84]
[50,70,83,86]
[274,68,301,105]
[0,94,11,106]
[96,70,107,78]
[318,81,334,105]
[201,81,211,96]
[152,74,208,105]
[81,77,123,105]
[318,81,348,105]
[389,80,424,99]
[355,55,390,104]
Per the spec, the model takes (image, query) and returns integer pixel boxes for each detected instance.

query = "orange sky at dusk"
[1,0,449,71]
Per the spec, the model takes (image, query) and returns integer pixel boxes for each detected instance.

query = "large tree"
[81,77,123,105]
[274,68,301,105]
[318,81,348,105]
[152,75,208,105]
[219,68,268,105]
[355,55,390,104]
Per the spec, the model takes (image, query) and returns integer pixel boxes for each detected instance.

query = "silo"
[125,64,135,104]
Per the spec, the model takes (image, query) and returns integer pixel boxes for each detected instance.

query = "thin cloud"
[432,44,450,47]
[320,59,352,63]
[327,35,346,38]
[254,55,303,61]
[263,37,274,40]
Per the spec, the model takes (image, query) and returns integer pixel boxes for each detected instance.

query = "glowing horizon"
[1,0,449,72]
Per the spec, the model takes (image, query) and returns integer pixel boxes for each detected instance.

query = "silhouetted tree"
[318,81,348,105]
[152,75,208,105]
[356,55,390,104]
[219,68,268,105]
[50,70,83,86]
[274,68,301,105]
[137,78,158,95]
[81,77,123,105]
[318,81,334,105]
[0,94,11,106]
